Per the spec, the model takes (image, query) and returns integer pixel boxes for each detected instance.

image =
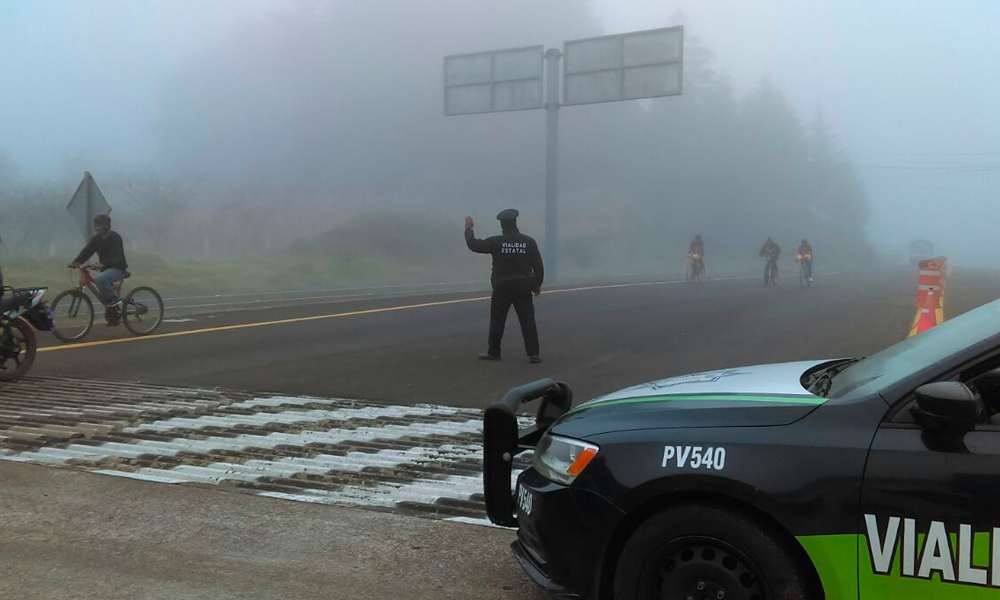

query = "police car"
[483,298,1000,600]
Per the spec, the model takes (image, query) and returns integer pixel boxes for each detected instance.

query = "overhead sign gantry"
[445,26,683,281]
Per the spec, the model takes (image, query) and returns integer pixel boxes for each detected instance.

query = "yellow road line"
[41,278,727,353]
[40,295,491,352]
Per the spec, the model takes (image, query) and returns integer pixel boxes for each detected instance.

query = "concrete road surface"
[0,460,544,600]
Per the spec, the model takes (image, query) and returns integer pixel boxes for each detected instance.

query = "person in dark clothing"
[759,236,781,285]
[465,209,544,363]
[797,239,814,282]
[69,214,128,324]
[759,236,781,261]
[688,235,705,275]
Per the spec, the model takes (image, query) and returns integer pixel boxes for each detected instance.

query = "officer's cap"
[496,208,519,221]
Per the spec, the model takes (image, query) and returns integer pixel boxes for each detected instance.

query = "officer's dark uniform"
[465,209,544,361]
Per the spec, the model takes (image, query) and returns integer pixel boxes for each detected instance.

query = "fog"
[1,0,998,285]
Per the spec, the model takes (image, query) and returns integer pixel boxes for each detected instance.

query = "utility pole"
[544,48,561,281]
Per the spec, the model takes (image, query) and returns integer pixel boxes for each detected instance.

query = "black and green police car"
[484,298,1000,600]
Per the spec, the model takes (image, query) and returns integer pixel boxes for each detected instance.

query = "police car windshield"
[827,298,1000,399]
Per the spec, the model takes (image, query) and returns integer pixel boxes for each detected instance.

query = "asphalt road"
[8,265,1000,599]
[34,268,921,408]
[941,267,1000,319]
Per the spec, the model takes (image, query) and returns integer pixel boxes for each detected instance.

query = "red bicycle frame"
[76,266,123,308]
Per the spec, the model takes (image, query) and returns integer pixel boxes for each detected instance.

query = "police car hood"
[552,361,829,438]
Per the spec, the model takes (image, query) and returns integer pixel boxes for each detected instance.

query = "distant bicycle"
[764,257,779,287]
[686,253,704,282]
[798,253,813,288]
[50,265,163,342]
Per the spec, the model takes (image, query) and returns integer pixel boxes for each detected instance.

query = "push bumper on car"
[482,379,597,598]
[482,378,573,527]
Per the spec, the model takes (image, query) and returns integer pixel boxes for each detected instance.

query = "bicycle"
[764,257,779,287]
[798,253,813,288]
[686,253,704,282]
[50,265,164,342]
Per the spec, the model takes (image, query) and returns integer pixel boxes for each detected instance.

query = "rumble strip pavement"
[0,377,543,600]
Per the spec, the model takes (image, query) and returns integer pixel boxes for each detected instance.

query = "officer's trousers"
[488,281,539,357]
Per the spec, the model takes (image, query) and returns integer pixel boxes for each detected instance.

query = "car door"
[859,362,1000,599]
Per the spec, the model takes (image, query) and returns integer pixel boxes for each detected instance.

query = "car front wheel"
[613,504,816,600]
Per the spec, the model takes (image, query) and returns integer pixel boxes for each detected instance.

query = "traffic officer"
[464,209,544,363]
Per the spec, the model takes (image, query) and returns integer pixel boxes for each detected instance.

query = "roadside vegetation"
[3,213,485,296]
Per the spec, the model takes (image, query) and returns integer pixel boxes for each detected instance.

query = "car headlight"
[532,434,600,485]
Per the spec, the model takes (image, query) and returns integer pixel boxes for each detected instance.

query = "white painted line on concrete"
[92,470,188,484]
[444,516,508,529]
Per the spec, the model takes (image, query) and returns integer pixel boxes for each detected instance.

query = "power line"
[852,151,1000,157]
[858,164,1000,173]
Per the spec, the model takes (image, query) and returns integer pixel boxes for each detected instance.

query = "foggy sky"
[2,0,999,263]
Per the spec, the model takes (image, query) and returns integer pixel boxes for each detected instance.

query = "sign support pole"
[544,48,561,283]
[84,172,93,241]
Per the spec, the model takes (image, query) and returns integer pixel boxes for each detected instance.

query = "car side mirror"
[912,382,982,433]
[971,365,1000,388]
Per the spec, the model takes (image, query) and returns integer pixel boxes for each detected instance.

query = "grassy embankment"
[1,213,485,297]
[1,252,482,298]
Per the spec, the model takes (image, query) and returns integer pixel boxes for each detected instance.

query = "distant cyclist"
[68,214,129,325]
[759,237,781,286]
[797,239,814,283]
[687,235,705,279]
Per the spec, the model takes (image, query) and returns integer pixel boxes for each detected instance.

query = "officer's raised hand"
[465,216,474,230]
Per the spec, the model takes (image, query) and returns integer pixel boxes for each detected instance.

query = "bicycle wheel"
[50,290,94,342]
[123,286,164,336]
[686,262,695,282]
[0,318,37,381]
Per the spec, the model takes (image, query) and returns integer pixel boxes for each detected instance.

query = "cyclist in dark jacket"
[688,235,705,275]
[69,214,128,324]
[759,237,781,285]
[759,237,781,261]
[797,239,814,282]
[465,209,544,363]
